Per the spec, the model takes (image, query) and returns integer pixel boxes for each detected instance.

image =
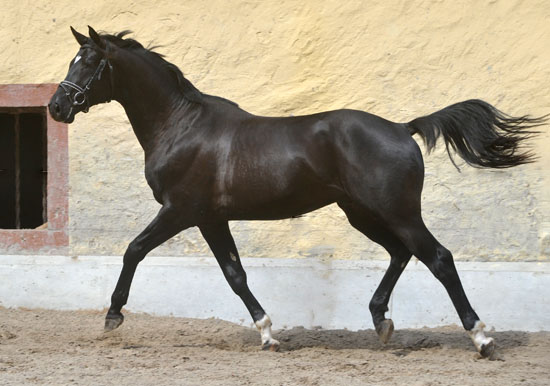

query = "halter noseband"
[59,57,114,114]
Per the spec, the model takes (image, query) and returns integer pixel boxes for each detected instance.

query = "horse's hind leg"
[369,240,412,344]
[339,205,412,343]
[394,220,495,357]
[199,221,280,351]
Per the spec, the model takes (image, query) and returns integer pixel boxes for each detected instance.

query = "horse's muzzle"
[48,92,75,123]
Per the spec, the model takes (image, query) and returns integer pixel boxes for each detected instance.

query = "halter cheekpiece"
[59,57,113,114]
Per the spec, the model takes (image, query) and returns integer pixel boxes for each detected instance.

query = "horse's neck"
[113,56,193,153]
[121,99,172,152]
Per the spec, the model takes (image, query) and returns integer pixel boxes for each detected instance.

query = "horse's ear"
[71,26,88,46]
[88,25,106,50]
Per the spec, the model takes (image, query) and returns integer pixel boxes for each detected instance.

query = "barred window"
[0,110,47,229]
[0,84,68,253]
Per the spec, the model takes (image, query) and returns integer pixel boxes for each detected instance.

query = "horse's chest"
[143,158,182,202]
[144,155,211,206]
[143,164,164,203]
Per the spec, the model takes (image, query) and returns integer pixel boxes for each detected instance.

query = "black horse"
[50,26,545,357]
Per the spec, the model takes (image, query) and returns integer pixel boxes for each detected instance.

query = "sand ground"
[1,307,549,385]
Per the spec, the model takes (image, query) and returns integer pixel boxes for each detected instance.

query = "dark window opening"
[0,109,47,229]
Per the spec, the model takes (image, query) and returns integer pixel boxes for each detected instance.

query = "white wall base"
[1,255,549,331]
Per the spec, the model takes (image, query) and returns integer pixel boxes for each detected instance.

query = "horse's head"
[49,26,114,123]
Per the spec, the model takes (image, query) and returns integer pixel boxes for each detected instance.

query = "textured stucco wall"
[2,0,549,261]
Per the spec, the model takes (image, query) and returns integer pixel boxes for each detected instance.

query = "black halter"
[59,57,114,114]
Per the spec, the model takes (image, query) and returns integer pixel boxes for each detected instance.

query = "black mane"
[100,31,237,106]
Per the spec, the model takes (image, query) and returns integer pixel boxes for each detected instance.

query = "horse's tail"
[406,99,546,169]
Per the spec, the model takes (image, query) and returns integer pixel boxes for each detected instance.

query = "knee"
[226,267,248,295]
[430,246,455,280]
[123,241,145,265]
[436,246,453,263]
[230,276,247,295]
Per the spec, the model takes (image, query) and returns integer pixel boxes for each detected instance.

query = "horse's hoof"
[262,339,280,352]
[104,314,124,332]
[479,338,495,358]
[375,319,394,344]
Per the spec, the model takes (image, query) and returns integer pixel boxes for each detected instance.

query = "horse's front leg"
[105,205,189,331]
[199,221,280,351]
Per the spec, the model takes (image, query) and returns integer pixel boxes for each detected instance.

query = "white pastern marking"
[467,320,494,351]
[74,55,82,64]
[255,315,280,347]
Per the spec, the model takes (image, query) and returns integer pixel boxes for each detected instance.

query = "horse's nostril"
[54,103,61,114]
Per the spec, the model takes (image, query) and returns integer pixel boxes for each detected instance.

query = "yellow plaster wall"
[2,0,549,261]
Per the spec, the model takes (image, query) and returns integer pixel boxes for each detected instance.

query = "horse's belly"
[217,183,343,221]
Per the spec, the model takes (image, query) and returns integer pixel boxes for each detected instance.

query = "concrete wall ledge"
[1,255,549,332]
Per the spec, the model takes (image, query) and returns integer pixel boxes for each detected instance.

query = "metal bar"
[42,113,48,225]
[14,114,20,229]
